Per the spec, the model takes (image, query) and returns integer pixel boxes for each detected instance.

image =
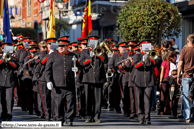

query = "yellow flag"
[47,0,55,38]
[0,0,3,16]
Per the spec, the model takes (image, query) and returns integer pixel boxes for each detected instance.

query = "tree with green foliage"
[55,18,70,38]
[116,0,182,43]
[12,28,37,40]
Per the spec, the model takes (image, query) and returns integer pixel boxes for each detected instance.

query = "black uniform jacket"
[108,53,121,85]
[80,48,108,84]
[0,56,19,87]
[118,52,131,85]
[132,52,156,87]
[19,48,30,67]
[45,51,80,87]
[23,55,38,80]
[35,51,49,82]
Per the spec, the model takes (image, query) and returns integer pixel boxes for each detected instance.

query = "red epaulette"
[110,69,116,73]
[132,61,134,65]
[78,60,80,64]
[149,57,156,65]
[118,65,122,69]
[135,62,143,68]
[122,70,126,74]
[141,52,145,55]
[9,62,17,68]
[89,48,92,51]
[25,72,30,76]
[37,60,40,63]
[0,59,3,64]
[154,67,159,79]
[98,56,104,61]
[83,59,91,65]
[42,57,48,64]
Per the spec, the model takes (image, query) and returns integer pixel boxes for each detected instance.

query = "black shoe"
[145,121,151,125]
[94,119,102,123]
[22,109,26,111]
[139,120,144,124]
[29,112,33,115]
[85,118,93,123]
[169,116,177,119]
[80,115,85,120]
[39,115,45,119]
[129,114,135,119]
[178,114,183,118]
[102,106,108,109]
[124,113,130,117]
[109,108,114,111]
[116,110,121,113]
[6,118,12,121]
[36,113,41,116]
[65,121,73,126]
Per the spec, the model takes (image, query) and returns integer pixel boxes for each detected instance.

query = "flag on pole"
[3,0,12,42]
[47,0,55,38]
[0,0,3,16]
[81,0,92,38]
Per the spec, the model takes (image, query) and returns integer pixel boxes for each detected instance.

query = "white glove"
[72,67,78,72]
[142,55,146,62]
[47,82,53,90]
[49,50,54,54]
[2,53,6,59]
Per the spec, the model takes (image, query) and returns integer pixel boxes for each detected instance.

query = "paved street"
[2,105,193,129]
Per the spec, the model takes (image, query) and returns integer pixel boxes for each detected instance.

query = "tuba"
[149,50,158,60]
[100,39,112,54]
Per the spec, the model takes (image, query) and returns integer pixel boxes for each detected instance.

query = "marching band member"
[35,38,57,121]
[45,39,80,126]
[132,40,157,124]
[0,42,19,121]
[80,36,108,123]
[108,45,121,112]
[23,46,39,115]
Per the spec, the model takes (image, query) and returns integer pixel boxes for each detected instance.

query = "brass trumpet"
[94,47,104,57]
[149,50,158,60]
[106,69,113,78]
[4,53,11,62]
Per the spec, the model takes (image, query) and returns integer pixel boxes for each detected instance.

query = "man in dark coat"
[45,39,80,126]
[23,46,39,114]
[107,45,121,112]
[0,43,19,121]
[80,36,108,123]
[35,38,57,121]
[131,40,156,124]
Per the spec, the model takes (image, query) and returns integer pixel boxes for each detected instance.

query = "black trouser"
[102,84,108,107]
[20,78,27,110]
[108,81,121,111]
[24,79,33,113]
[129,86,137,115]
[136,86,153,121]
[52,87,76,123]
[0,86,14,120]
[170,97,179,116]
[39,81,51,120]
[84,83,102,120]
[122,83,130,114]
[77,82,85,116]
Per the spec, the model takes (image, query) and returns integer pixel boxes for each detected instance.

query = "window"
[27,0,31,17]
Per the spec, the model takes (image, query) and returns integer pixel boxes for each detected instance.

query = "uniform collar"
[58,51,69,55]
[141,52,145,55]
[48,50,50,53]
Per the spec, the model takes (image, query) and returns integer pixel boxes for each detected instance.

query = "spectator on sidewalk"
[177,34,194,123]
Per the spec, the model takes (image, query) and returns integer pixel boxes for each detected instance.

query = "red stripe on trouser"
[133,85,137,114]
[119,83,124,109]
[38,81,46,119]
[18,81,22,107]
[33,91,38,111]
[14,87,17,100]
